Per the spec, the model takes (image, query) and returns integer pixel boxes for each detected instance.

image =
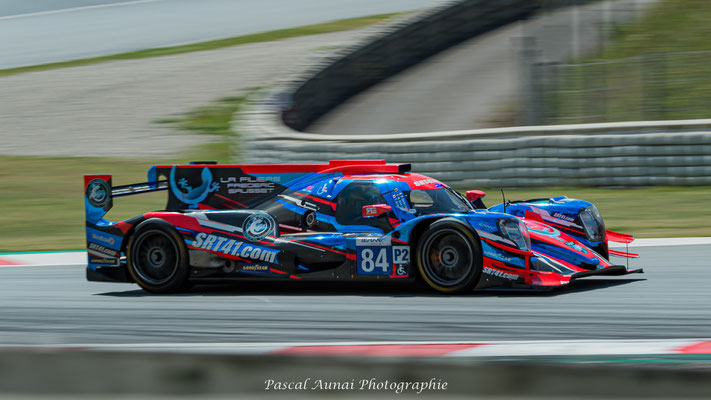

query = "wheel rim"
[421,228,474,287]
[132,230,179,285]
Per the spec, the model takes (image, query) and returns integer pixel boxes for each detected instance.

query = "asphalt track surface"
[0,0,443,69]
[0,244,709,345]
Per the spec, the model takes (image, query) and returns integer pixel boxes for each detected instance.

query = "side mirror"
[466,190,486,201]
[362,204,391,218]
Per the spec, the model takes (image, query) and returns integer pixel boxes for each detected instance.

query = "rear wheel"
[127,221,190,294]
[416,221,482,293]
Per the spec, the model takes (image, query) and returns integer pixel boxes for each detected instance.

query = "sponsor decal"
[483,248,514,263]
[472,221,497,232]
[193,233,278,264]
[413,178,438,187]
[89,257,119,266]
[88,242,119,258]
[483,266,519,281]
[316,180,335,196]
[221,176,275,194]
[170,166,219,209]
[392,191,408,209]
[239,264,270,273]
[91,233,115,246]
[553,212,575,222]
[565,241,588,254]
[481,242,525,267]
[86,228,121,250]
[86,179,110,208]
[356,236,391,246]
[242,213,277,241]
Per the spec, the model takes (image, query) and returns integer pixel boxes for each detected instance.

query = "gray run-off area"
[0,0,444,69]
[0,31,367,157]
[0,244,708,344]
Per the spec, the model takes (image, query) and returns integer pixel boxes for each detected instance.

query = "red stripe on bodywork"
[294,192,336,210]
[674,341,711,354]
[609,249,639,258]
[114,221,133,235]
[274,343,484,357]
[0,257,21,266]
[607,229,634,244]
[152,160,407,175]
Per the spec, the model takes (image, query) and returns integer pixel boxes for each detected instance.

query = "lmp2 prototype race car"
[84,160,641,294]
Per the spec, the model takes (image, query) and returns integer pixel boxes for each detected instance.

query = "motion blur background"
[1,0,709,251]
[1,0,711,398]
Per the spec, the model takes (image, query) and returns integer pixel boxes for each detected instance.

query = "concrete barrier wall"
[241,103,711,186]
[237,0,711,187]
[282,0,537,131]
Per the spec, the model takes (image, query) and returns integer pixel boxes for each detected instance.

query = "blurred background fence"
[239,0,711,188]
[537,51,711,124]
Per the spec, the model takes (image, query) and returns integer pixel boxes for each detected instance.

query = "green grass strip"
[548,0,711,122]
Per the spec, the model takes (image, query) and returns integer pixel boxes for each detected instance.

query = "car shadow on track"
[96,277,645,298]
[471,278,646,297]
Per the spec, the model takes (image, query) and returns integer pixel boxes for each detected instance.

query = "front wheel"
[127,220,190,294]
[416,221,482,293]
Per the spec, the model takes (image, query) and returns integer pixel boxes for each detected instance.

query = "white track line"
[0,0,164,21]
[1,339,709,357]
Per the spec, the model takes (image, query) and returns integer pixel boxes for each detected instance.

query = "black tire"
[126,220,190,294]
[416,221,482,294]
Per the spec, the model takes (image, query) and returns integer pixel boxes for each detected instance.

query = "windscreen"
[405,188,472,215]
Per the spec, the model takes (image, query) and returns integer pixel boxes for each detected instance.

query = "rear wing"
[83,175,168,224]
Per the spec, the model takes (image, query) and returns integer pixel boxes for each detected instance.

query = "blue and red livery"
[83,160,641,293]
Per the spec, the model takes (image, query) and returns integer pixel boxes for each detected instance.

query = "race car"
[83,160,641,294]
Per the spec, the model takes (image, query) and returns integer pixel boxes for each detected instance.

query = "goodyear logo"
[240,264,269,273]
[193,233,278,264]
